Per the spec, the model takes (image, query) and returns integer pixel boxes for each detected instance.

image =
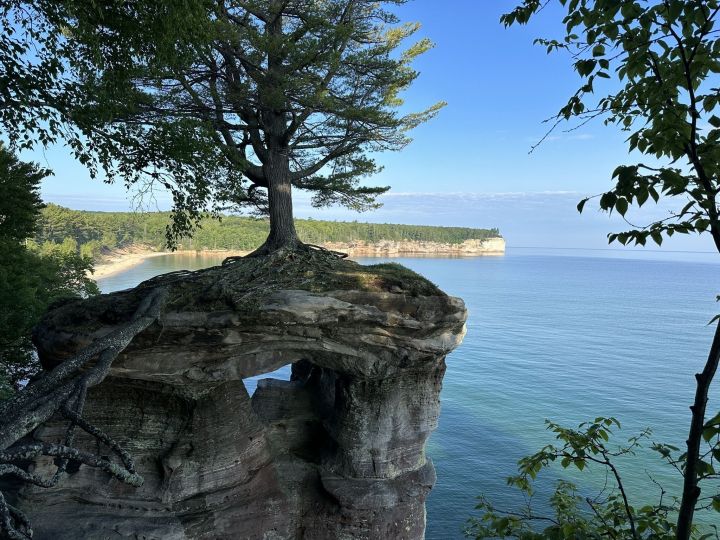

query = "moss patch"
[37,249,446,343]
[127,248,443,314]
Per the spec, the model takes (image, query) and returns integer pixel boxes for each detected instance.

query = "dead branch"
[0,287,167,540]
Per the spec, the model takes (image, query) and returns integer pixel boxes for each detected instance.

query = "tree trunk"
[676,319,720,540]
[251,6,299,256]
[255,149,299,254]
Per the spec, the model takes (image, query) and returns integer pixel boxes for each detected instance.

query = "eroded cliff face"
[323,237,505,257]
[14,255,467,539]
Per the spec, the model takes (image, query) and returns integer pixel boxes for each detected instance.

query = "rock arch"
[10,258,467,539]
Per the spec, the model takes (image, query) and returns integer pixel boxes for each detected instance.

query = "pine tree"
[85,0,444,254]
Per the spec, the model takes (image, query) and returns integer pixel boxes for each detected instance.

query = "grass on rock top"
[119,248,446,314]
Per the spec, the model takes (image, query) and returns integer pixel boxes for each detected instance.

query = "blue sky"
[28,0,716,252]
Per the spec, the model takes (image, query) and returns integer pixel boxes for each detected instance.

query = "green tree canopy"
[499,1,720,538]
[1,0,215,193]
[0,144,46,240]
[0,1,75,149]
[77,0,444,252]
[503,0,720,250]
[0,148,97,398]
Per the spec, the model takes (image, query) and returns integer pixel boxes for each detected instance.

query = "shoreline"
[91,248,252,280]
[91,239,506,280]
[92,249,168,280]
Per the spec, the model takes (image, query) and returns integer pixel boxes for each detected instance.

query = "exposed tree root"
[212,245,356,310]
[242,240,348,260]
[0,287,167,540]
[303,243,349,259]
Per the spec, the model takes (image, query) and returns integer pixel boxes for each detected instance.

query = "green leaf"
[615,197,628,216]
[698,460,716,475]
[650,231,663,246]
[600,192,617,210]
[702,426,719,442]
[576,59,597,76]
[617,166,638,187]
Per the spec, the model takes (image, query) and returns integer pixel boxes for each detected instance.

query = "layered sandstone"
[11,254,467,539]
[324,237,505,257]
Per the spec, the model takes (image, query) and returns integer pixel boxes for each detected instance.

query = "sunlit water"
[97,248,720,537]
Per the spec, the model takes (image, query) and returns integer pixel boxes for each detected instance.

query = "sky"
[28,0,717,253]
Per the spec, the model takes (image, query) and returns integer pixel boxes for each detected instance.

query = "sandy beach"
[90,246,166,279]
[90,247,253,279]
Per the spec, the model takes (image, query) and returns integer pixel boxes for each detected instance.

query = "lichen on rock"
[11,251,467,539]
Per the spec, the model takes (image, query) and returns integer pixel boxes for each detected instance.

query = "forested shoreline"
[34,204,502,259]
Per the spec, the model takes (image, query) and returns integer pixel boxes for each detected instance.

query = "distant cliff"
[34,204,503,258]
[325,237,506,256]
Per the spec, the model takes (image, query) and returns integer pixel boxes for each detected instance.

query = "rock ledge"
[16,254,467,539]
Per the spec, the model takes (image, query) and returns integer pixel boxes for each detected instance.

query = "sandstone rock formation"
[9,254,467,539]
[323,237,505,257]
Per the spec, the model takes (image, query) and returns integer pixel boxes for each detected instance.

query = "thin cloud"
[382,190,583,199]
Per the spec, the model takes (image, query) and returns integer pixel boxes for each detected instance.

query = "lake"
[96,248,720,538]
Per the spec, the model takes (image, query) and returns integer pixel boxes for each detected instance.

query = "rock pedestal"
[16,257,467,539]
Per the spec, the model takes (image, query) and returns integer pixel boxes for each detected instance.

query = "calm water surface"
[97,248,720,538]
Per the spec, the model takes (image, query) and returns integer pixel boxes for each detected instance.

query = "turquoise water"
[97,248,720,537]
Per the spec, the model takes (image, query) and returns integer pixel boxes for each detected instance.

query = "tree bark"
[676,319,720,540]
[248,4,301,256]
[254,148,299,254]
